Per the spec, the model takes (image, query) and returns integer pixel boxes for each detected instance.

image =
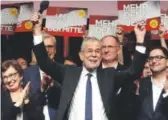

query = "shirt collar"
[82,66,97,78]
[102,62,118,69]
[151,77,166,89]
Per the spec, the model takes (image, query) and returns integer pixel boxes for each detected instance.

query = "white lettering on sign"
[123,3,148,25]
[47,27,83,33]
[46,10,87,32]
[1,25,13,31]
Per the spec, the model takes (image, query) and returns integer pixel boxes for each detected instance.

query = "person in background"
[100,28,141,120]
[16,57,28,70]
[137,47,168,120]
[100,35,124,69]
[23,32,61,120]
[142,61,152,78]
[1,60,44,120]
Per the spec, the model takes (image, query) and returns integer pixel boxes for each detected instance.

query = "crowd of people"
[1,11,168,120]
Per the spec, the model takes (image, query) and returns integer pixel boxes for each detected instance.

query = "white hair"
[80,37,101,51]
[43,32,56,46]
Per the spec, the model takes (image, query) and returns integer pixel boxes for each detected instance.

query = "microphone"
[33,0,49,24]
[39,0,49,14]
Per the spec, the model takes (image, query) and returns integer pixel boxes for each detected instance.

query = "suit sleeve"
[33,42,64,84]
[115,50,147,90]
[161,95,168,119]
[23,92,44,120]
[47,81,61,109]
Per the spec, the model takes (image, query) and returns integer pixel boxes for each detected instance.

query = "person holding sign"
[31,12,147,120]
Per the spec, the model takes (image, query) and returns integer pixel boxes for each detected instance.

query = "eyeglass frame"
[45,45,55,49]
[2,72,18,83]
[148,55,167,62]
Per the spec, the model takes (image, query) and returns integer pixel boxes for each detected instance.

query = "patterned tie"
[85,73,92,120]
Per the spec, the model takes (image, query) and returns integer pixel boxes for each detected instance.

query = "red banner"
[45,7,88,37]
[151,4,168,40]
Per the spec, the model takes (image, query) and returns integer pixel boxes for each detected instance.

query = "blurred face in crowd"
[44,37,56,61]
[17,58,28,70]
[101,36,120,62]
[142,61,152,77]
[148,49,167,74]
[2,66,23,92]
[79,39,102,71]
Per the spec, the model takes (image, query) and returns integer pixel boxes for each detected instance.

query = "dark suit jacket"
[100,63,138,120]
[1,89,44,120]
[137,77,168,120]
[23,65,61,120]
[33,42,147,120]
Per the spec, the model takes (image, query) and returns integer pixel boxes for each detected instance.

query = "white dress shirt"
[151,78,165,111]
[68,67,108,120]
[33,34,147,120]
[40,69,50,120]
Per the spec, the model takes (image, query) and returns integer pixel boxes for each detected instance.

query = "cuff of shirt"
[33,35,43,45]
[163,92,168,98]
[135,46,146,54]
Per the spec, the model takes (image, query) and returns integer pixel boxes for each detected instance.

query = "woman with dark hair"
[1,60,44,120]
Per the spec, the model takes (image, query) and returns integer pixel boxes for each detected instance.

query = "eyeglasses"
[45,45,55,49]
[102,45,119,49]
[2,72,18,82]
[148,55,167,62]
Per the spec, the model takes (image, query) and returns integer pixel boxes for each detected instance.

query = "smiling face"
[79,38,102,71]
[148,49,167,74]
[2,60,23,92]
[2,66,23,92]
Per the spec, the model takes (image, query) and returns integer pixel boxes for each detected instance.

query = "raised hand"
[14,82,31,107]
[159,24,165,38]
[41,72,54,92]
[134,22,146,44]
[30,12,43,35]
[116,26,124,44]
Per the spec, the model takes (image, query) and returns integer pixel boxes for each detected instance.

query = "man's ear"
[79,51,84,61]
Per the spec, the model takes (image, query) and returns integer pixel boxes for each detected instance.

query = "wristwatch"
[136,43,144,46]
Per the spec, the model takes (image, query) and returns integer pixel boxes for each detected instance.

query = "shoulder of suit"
[117,63,128,71]
[23,65,40,74]
[139,77,151,88]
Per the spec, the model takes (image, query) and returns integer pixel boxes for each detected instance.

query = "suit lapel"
[144,79,154,118]
[97,69,110,117]
[59,67,82,119]
[154,89,164,113]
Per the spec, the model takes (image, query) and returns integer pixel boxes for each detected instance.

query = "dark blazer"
[1,89,44,120]
[137,77,168,120]
[100,62,138,120]
[33,42,147,120]
[23,65,61,120]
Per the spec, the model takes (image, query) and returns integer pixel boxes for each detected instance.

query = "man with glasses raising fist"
[137,46,168,120]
